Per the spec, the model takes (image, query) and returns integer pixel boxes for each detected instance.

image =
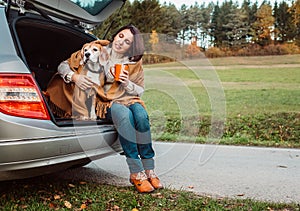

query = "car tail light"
[0,73,50,120]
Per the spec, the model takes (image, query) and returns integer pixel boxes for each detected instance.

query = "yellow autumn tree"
[149,30,159,52]
[185,37,201,58]
[289,0,300,45]
[251,4,275,46]
[289,0,300,25]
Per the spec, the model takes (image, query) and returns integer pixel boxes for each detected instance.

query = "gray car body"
[0,2,123,181]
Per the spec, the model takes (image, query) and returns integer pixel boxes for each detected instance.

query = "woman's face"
[112,29,134,55]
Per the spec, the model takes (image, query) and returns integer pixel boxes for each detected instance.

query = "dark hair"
[110,24,145,62]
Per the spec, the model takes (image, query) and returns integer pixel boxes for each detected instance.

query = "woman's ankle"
[130,171,147,180]
[145,169,156,178]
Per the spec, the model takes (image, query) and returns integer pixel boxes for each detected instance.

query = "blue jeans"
[105,102,155,173]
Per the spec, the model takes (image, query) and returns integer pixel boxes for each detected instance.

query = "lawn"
[1,176,299,211]
[143,55,300,147]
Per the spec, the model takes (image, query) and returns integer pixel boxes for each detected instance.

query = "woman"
[50,24,162,193]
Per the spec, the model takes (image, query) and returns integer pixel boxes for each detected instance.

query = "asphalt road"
[57,142,300,203]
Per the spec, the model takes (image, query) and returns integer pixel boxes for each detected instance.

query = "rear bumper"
[0,114,122,181]
[0,134,122,181]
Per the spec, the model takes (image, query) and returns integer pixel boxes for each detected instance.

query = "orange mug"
[114,64,129,81]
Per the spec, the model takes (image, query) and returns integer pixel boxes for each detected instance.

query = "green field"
[143,55,300,147]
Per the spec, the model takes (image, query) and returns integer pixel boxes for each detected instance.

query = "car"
[0,0,125,181]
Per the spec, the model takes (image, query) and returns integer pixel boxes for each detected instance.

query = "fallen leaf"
[64,200,72,209]
[53,194,61,200]
[80,181,87,185]
[80,203,87,210]
[112,205,121,210]
[151,193,163,198]
[237,193,245,197]
[49,202,56,208]
[68,183,75,188]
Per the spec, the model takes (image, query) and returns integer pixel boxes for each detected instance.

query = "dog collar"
[89,65,104,73]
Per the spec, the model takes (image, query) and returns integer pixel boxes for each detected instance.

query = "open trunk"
[4,0,125,122]
[11,15,100,122]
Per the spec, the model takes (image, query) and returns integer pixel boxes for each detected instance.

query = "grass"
[143,54,300,147]
[1,176,299,211]
[144,55,300,117]
[208,54,300,66]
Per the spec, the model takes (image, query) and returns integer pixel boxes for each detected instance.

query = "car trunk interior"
[12,16,97,121]
[14,17,95,91]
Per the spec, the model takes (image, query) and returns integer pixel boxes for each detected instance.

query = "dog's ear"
[93,39,110,46]
[99,46,109,64]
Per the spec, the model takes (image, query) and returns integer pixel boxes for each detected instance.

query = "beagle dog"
[73,40,109,120]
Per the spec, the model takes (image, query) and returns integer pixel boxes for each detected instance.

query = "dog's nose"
[85,52,91,58]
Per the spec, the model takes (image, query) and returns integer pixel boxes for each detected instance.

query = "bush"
[143,53,175,64]
[205,47,226,58]
[185,42,202,58]
[281,43,300,54]
[263,44,289,55]
[204,44,300,58]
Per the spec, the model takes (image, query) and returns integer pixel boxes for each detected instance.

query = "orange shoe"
[130,171,154,193]
[146,170,163,189]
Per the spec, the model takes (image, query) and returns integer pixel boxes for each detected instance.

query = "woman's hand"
[118,68,129,87]
[72,73,93,90]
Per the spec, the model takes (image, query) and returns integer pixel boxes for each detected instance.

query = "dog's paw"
[89,114,97,120]
[77,116,89,120]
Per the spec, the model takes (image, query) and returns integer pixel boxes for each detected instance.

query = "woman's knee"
[111,103,134,128]
[131,105,150,131]
[130,103,149,120]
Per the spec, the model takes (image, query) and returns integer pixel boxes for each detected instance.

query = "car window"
[71,0,112,16]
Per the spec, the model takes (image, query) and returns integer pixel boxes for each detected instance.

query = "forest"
[91,0,300,58]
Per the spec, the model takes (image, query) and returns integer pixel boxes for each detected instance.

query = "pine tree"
[210,3,222,47]
[224,7,249,49]
[274,1,297,43]
[178,4,190,46]
[289,0,300,45]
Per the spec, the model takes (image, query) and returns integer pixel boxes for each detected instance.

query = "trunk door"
[5,0,125,29]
